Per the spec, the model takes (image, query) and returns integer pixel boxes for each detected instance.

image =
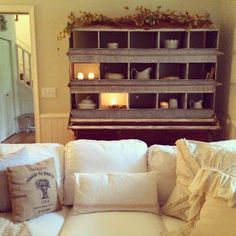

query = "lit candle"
[77,72,84,80]
[160,101,169,109]
[110,97,118,106]
[88,72,95,80]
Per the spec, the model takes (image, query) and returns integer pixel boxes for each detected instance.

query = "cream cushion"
[0,143,65,203]
[64,139,148,205]
[0,207,70,236]
[0,148,29,212]
[162,139,236,220]
[148,145,177,206]
[59,212,167,236]
[73,172,159,214]
[26,207,70,236]
[189,198,236,236]
[163,167,236,236]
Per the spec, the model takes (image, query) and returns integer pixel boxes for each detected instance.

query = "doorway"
[0,37,16,141]
[0,5,40,143]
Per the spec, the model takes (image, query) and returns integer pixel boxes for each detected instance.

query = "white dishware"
[169,98,178,109]
[164,39,179,49]
[78,96,96,109]
[190,100,203,109]
[107,42,118,49]
[104,73,124,80]
[163,76,180,80]
[131,67,152,80]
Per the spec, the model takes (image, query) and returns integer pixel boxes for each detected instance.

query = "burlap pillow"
[0,148,29,212]
[7,158,61,222]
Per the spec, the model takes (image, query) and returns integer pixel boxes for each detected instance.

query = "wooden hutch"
[67,27,222,145]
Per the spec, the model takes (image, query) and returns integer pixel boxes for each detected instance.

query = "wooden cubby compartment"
[187,93,214,109]
[76,93,99,109]
[159,63,187,79]
[130,31,157,48]
[159,93,186,109]
[129,93,156,109]
[188,63,216,80]
[100,63,128,80]
[70,31,98,48]
[100,31,128,48]
[190,31,218,48]
[159,31,188,48]
[130,63,157,80]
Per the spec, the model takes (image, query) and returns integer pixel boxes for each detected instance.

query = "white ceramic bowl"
[104,73,124,80]
[78,103,96,109]
[164,39,179,49]
[163,76,180,80]
[107,42,118,49]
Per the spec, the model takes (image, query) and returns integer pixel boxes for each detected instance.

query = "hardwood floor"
[2,132,35,144]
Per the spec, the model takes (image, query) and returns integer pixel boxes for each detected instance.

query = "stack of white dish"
[104,73,124,80]
[77,97,96,109]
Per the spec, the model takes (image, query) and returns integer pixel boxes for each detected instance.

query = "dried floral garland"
[58,6,214,40]
[0,15,7,31]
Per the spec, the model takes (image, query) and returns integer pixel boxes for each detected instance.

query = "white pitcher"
[190,100,203,109]
[131,67,152,80]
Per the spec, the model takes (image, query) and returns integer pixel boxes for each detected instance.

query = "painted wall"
[217,0,236,139]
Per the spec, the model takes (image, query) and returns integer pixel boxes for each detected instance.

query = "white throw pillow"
[0,148,29,212]
[148,145,177,206]
[73,172,159,215]
[64,139,148,205]
[162,139,236,221]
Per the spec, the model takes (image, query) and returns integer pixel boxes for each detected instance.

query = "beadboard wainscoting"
[40,114,74,144]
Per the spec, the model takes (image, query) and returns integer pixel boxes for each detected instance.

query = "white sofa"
[0,139,235,236]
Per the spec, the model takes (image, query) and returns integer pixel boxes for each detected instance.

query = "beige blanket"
[0,213,31,236]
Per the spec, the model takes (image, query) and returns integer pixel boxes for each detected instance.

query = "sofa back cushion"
[0,143,65,203]
[148,144,177,206]
[64,139,148,205]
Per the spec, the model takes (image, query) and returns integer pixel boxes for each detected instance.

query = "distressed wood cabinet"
[67,28,222,144]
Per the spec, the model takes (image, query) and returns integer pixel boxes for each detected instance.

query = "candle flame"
[88,72,95,80]
[77,72,84,80]
[110,97,118,106]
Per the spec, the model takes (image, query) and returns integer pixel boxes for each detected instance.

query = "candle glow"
[77,72,84,80]
[110,97,118,106]
[88,72,95,80]
[160,101,169,109]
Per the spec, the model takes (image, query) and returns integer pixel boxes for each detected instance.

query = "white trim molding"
[40,113,74,144]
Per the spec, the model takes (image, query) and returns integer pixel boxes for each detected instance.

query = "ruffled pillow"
[162,167,236,236]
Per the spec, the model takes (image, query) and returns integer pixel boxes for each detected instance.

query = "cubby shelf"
[67,28,222,131]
